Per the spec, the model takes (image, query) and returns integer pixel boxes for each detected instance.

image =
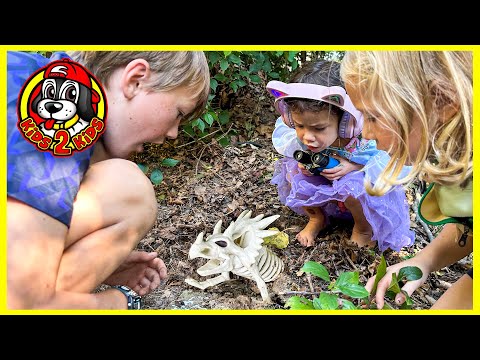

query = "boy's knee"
[86,159,157,232]
[119,161,158,229]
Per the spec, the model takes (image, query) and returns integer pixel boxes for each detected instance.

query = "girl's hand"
[320,155,362,181]
[297,162,313,176]
[364,257,430,309]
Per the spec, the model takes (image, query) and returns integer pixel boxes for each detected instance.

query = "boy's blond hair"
[340,51,472,196]
[68,51,210,121]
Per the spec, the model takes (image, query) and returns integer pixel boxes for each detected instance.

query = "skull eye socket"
[215,240,227,248]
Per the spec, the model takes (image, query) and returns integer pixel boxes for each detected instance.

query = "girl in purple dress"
[267,61,414,252]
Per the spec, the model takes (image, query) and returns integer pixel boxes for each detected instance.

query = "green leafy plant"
[137,158,180,185]
[285,255,422,310]
[182,51,345,146]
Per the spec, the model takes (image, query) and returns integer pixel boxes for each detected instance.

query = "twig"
[425,295,437,305]
[279,291,321,296]
[145,243,156,252]
[195,144,209,176]
[343,249,358,270]
[178,123,234,148]
[177,128,223,148]
[306,275,315,293]
[174,224,202,229]
[436,279,452,290]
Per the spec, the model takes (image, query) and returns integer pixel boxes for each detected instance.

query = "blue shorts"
[7,51,93,227]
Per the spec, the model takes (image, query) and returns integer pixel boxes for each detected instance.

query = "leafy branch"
[285,255,422,310]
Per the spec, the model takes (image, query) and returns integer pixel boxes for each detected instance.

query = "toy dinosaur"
[185,210,284,303]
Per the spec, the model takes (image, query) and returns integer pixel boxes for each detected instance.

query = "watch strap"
[111,285,142,310]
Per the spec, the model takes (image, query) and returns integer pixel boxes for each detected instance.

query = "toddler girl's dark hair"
[284,60,343,118]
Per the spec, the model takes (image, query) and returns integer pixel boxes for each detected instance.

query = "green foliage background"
[183,51,345,145]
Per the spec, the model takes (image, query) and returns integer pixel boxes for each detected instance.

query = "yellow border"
[1,46,477,316]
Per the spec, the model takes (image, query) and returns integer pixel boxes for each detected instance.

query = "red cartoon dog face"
[31,59,100,132]
[17,57,107,156]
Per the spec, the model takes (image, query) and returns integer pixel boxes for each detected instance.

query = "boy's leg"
[8,159,164,309]
[296,207,326,247]
[57,159,165,295]
[344,196,375,248]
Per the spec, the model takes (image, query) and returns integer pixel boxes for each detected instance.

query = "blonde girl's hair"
[340,51,472,196]
[68,51,210,121]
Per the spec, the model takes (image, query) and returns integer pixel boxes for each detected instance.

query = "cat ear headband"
[266,80,364,138]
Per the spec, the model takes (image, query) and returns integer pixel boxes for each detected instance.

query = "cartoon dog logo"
[17,58,107,157]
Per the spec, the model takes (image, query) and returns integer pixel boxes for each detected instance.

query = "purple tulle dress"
[270,119,415,252]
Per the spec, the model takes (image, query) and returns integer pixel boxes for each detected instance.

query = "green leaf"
[399,290,414,309]
[228,54,241,64]
[249,63,262,73]
[207,52,221,64]
[249,75,262,83]
[340,299,357,310]
[334,271,359,288]
[137,163,148,174]
[268,71,280,79]
[301,261,330,282]
[192,119,205,132]
[398,266,423,282]
[220,59,229,71]
[160,158,179,167]
[316,293,339,310]
[291,59,298,70]
[203,113,214,126]
[287,51,297,62]
[210,78,218,92]
[214,73,227,82]
[284,296,314,310]
[150,169,163,185]
[371,254,387,295]
[236,79,247,87]
[387,273,401,294]
[255,52,266,62]
[239,70,250,77]
[223,51,232,57]
[230,82,238,92]
[382,302,394,310]
[218,111,230,125]
[182,124,195,137]
[262,61,272,72]
[218,137,230,147]
[337,284,370,299]
[385,290,396,300]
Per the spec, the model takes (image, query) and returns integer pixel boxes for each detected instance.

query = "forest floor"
[131,84,472,311]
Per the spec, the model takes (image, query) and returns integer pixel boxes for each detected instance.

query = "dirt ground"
[131,85,473,311]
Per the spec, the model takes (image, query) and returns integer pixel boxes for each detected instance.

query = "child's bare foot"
[350,225,375,249]
[104,251,167,296]
[296,218,326,247]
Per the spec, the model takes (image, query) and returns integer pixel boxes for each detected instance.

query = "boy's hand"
[364,258,430,309]
[321,156,362,181]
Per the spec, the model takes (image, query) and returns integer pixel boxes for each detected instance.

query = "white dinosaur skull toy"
[185,210,284,303]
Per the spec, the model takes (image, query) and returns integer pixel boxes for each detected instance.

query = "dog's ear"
[77,84,98,121]
[31,85,42,114]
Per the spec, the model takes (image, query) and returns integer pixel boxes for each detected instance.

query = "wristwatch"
[112,285,142,310]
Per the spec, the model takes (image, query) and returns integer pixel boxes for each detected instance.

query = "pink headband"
[266,80,364,138]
